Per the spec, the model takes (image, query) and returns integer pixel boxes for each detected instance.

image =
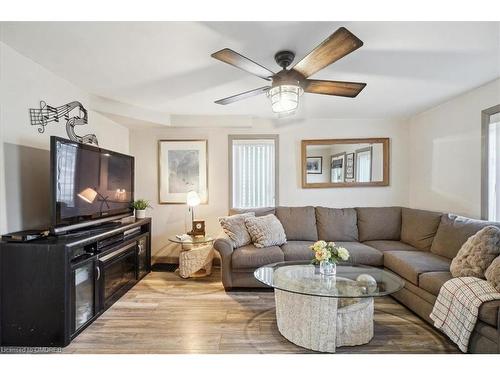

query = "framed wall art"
[331,152,346,183]
[158,140,208,204]
[345,152,355,180]
[306,156,323,174]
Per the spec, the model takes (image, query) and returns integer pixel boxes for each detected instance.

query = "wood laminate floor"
[64,268,460,354]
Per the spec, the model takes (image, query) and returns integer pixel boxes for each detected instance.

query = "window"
[229,135,278,209]
[56,141,78,208]
[356,147,372,182]
[482,105,500,221]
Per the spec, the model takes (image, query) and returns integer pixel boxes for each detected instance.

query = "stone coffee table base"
[178,245,214,279]
[275,289,374,353]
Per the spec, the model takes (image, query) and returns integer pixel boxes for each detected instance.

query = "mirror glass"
[302,138,389,188]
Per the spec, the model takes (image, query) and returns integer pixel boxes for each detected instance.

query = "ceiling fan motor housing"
[274,50,295,69]
[271,68,305,89]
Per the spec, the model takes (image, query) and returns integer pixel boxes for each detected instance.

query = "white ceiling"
[1,21,499,119]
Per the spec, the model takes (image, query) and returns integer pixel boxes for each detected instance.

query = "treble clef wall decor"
[29,100,99,146]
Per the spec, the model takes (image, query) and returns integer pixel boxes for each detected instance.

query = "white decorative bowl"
[356,274,378,293]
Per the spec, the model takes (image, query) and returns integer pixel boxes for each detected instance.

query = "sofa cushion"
[315,207,358,241]
[231,244,284,269]
[356,207,402,241]
[430,214,500,259]
[275,206,318,241]
[245,214,287,248]
[478,301,500,328]
[384,251,451,285]
[403,279,438,305]
[280,241,315,261]
[230,207,275,217]
[335,242,384,266]
[450,226,500,278]
[401,208,442,251]
[419,271,499,328]
[418,271,453,296]
[363,240,417,252]
[218,212,255,248]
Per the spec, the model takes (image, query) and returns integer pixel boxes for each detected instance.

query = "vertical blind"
[57,143,77,207]
[356,150,372,182]
[232,139,276,208]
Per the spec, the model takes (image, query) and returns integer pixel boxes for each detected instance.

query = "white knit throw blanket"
[430,277,500,352]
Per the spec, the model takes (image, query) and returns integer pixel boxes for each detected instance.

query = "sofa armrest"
[214,235,234,258]
[213,233,234,289]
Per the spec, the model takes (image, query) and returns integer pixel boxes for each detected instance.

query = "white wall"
[0,42,130,233]
[130,118,410,254]
[306,146,331,183]
[408,78,500,219]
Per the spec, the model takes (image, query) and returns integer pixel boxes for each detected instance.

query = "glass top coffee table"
[254,261,405,353]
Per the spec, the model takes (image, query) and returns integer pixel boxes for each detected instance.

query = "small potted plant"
[131,199,152,219]
[310,240,350,276]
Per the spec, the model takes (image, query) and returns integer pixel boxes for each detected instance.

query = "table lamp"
[78,187,110,213]
[186,191,204,236]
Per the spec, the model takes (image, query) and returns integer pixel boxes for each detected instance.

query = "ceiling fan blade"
[215,86,271,105]
[304,80,366,97]
[211,48,274,81]
[292,27,363,78]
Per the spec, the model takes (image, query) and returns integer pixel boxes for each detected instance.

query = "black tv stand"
[60,220,125,238]
[0,217,152,347]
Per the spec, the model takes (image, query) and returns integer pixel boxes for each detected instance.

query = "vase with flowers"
[310,240,350,276]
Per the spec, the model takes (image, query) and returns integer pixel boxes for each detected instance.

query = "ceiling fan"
[211,27,366,115]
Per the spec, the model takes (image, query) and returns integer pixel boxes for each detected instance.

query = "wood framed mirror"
[301,138,390,188]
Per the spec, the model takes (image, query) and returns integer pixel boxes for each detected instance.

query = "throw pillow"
[485,256,500,291]
[450,226,500,278]
[245,214,287,248]
[218,212,255,248]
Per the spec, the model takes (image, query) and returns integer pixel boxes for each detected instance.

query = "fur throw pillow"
[218,212,255,248]
[245,214,287,248]
[485,256,500,291]
[450,226,500,278]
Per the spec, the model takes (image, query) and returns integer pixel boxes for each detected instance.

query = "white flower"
[327,241,336,248]
[319,249,332,260]
[337,247,350,261]
[312,240,327,253]
[315,248,330,261]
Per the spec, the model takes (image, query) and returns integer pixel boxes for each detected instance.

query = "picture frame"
[306,156,323,174]
[331,152,346,183]
[345,152,355,180]
[158,140,208,204]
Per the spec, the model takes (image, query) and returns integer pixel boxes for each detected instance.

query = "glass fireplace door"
[71,257,97,334]
[137,234,150,279]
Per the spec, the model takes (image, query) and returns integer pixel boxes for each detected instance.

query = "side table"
[168,235,214,278]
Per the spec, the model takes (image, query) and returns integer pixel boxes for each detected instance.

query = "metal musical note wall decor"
[29,100,99,146]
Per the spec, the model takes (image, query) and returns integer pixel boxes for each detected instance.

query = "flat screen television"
[50,136,134,233]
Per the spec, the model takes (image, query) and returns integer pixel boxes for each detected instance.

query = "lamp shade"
[186,190,201,207]
[268,83,303,114]
[78,187,98,203]
[114,189,127,201]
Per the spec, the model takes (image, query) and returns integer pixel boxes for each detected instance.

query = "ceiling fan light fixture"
[268,82,303,114]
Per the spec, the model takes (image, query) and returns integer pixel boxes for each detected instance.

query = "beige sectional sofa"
[213,206,500,353]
